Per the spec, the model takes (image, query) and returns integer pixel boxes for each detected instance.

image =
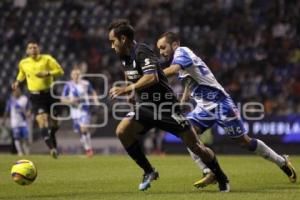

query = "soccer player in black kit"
[108,19,230,192]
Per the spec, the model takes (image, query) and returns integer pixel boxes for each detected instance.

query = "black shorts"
[126,104,190,136]
[29,91,58,116]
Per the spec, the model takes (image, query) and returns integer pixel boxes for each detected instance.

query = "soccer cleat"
[138,170,159,191]
[281,155,297,183]
[215,174,230,192]
[194,172,217,188]
[218,180,230,192]
[86,149,94,158]
[50,148,58,159]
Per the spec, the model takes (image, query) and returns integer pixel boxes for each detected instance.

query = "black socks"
[40,127,53,149]
[126,141,154,174]
[49,127,59,148]
[204,156,228,182]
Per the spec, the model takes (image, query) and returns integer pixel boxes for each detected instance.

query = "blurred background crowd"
[0,0,299,116]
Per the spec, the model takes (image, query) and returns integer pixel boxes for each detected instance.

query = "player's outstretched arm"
[163,64,181,77]
[92,90,100,105]
[181,85,190,104]
[11,81,20,90]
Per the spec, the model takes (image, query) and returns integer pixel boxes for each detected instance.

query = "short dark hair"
[158,32,180,44]
[108,19,134,41]
[26,37,40,45]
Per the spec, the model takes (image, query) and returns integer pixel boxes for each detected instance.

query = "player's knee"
[80,126,89,133]
[234,136,251,149]
[36,115,49,128]
[115,126,128,140]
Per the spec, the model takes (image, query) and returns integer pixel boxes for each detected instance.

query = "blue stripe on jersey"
[5,98,11,112]
[62,83,70,97]
[171,48,193,69]
[87,82,94,95]
[192,84,226,102]
[20,112,26,120]
[197,65,210,76]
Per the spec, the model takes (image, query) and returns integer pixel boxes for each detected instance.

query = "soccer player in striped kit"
[61,68,100,157]
[2,87,30,156]
[157,32,297,188]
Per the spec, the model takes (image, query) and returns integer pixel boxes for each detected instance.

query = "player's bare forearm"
[163,64,181,77]
[180,85,190,104]
[92,91,100,105]
[12,80,22,90]
[61,97,78,105]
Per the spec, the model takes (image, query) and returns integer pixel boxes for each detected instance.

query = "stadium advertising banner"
[215,114,300,143]
[164,114,300,144]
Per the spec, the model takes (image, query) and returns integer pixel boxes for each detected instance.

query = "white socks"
[22,140,30,155]
[80,133,92,151]
[186,138,286,175]
[15,139,30,156]
[187,148,211,174]
[86,133,92,149]
[14,140,23,156]
[254,139,286,167]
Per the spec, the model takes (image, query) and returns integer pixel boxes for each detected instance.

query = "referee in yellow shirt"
[12,39,64,158]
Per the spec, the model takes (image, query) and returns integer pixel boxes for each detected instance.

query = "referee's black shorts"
[29,91,59,116]
[126,104,191,136]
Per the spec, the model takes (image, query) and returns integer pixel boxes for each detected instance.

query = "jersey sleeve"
[171,48,193,69]
[62,83,70,97]
[16,61,26,82]
[47,55,64,77]
[25,97,31,111]
[18,96,29,109]
[87,82,94,95]
[136,47,159,75]
[21,96,30,111]
[5,99,11,113]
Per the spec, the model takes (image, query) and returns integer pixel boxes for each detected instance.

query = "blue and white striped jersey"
[62,79,94,119]
[172,47,229,110]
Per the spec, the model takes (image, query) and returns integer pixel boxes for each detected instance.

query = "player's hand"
[94,99,101,106]
[35,70,50,78]
[11,81,19,90]
[70,98,80,106]
[109,87,126,99]
[26,111,32,118]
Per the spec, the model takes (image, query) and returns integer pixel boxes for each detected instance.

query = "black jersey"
[121,42,177,105]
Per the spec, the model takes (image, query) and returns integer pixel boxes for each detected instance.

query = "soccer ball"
[11,160,37,185]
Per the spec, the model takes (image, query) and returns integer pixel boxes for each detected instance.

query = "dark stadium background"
[0,0,299,154]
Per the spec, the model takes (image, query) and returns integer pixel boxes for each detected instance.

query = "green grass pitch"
[0,154,299,200]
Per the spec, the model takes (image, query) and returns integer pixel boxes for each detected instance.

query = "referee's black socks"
[49,127,59,149]
[40,127,54,149]
[125,141,154,174]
